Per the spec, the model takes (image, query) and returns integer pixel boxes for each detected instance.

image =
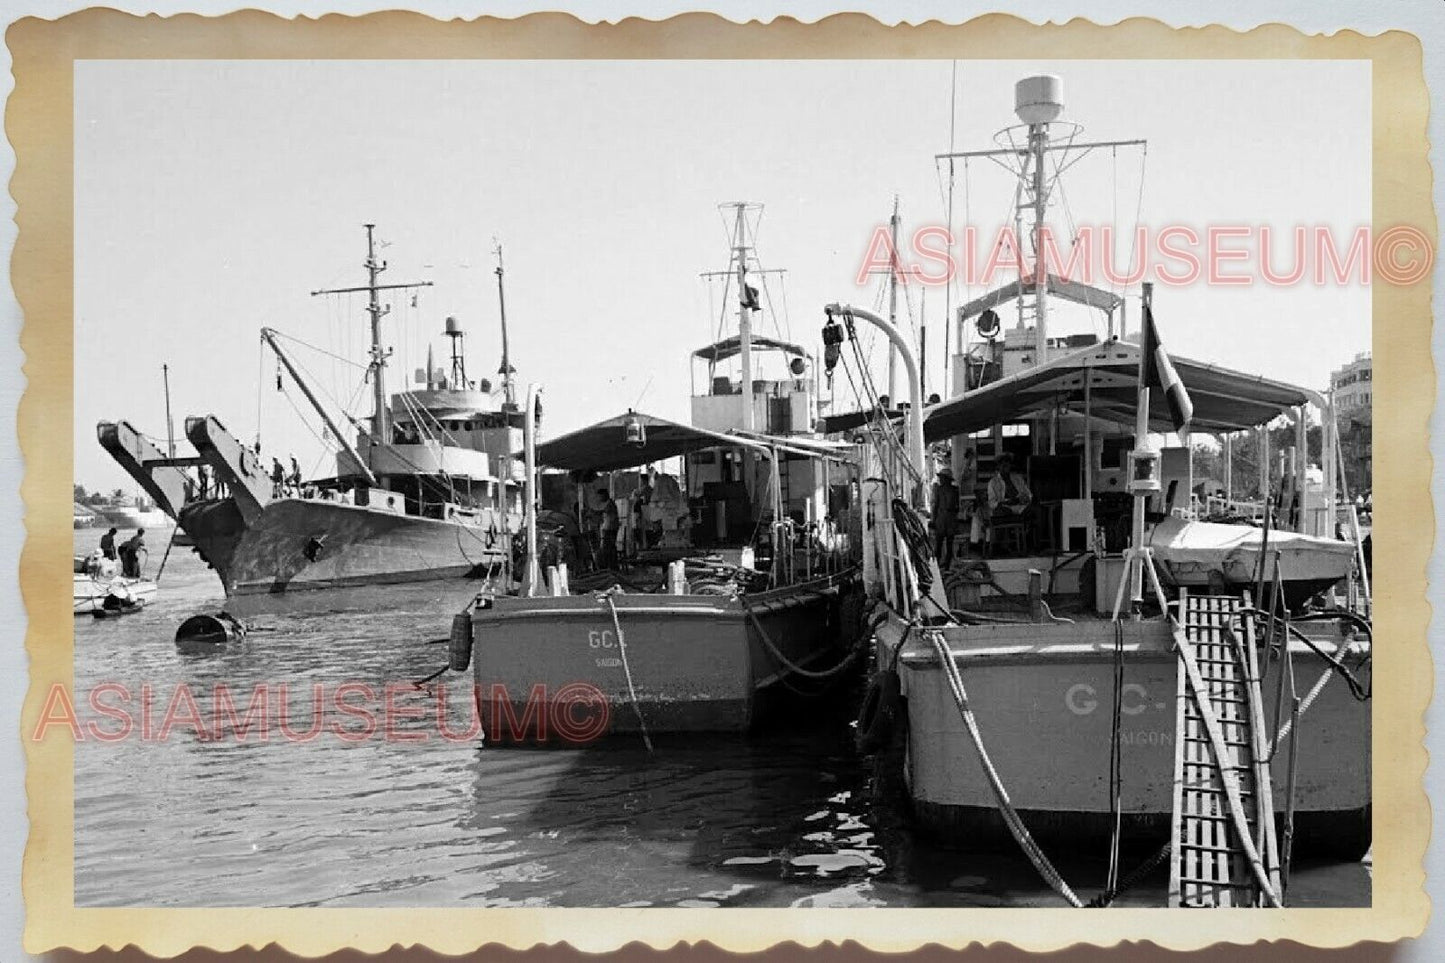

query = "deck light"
[623,411,646,448]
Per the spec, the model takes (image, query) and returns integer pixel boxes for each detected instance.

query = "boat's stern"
[464,591,758,743]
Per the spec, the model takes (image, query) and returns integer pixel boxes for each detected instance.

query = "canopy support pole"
[521,383,543,597]
[1083,368,1093,499]
[1128,283,1154,615]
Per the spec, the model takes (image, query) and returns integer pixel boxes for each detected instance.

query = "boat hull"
[179,497,511,596]
[874,612,1371,858]
[468,573,856,741]
[73,575,157,614]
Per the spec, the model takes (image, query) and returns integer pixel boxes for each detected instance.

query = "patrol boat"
[449,203,866,740]
[98,225,524,596]
[835,77,1370,908]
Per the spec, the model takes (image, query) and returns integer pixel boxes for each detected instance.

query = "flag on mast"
[1141,305,1193,436]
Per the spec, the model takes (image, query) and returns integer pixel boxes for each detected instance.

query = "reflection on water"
[71,527,1369,907]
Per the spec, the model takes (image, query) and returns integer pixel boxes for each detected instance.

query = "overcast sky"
[75,58,1369,492]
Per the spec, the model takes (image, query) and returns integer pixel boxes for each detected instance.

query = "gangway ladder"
[1168,590,1283,907]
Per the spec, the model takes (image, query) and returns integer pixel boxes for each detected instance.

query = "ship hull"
[872,612,1371,860]
[468,571,857,741]
[179,497,510,596]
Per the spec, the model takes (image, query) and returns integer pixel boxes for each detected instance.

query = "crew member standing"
[930,468,960,568]
[99,527,118,561]
[597,488,619,570]
[118,528,146,578]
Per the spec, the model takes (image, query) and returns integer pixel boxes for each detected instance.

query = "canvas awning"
[956,275,1123,320]
[532,412,849,474]
[693,335,808,363]
[921,338,1313,441]
[816,407,904,435]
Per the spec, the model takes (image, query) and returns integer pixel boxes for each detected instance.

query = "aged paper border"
[11,9,1432,955]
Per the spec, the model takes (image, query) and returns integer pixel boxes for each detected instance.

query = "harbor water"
[71,526,1370,908]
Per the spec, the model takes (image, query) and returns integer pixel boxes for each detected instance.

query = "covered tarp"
[921,338,1312,441]
[693,335,808,363]
[1148,515,1353,589]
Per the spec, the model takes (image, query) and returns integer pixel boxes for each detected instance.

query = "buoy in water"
[176,613,247,646]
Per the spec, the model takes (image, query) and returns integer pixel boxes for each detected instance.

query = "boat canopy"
[956,274,1122,320]
[922,338,1313,441]
[534,412,849,473]
[693,335,808,363]
[817,407,903,435]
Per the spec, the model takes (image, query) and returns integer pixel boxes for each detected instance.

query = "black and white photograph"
[61,54,1378,914]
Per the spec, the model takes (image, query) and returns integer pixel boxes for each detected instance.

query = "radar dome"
[1014,75,1063,126]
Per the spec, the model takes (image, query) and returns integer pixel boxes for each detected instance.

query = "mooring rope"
[1087,842,1172,908]
[1106,618,1126,894]
[741,596,865,682]
[926,629,1084,907]
[600,590,653,753]
[154,527,179,583]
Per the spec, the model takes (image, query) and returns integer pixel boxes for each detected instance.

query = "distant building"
[1330,351,1372,417]
[1329,351,1371,495]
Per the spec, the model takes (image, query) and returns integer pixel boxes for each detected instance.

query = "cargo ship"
[99,224,525,596]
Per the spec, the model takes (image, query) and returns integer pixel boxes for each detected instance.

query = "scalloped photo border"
[10,9,1433,955]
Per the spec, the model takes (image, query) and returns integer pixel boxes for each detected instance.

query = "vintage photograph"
[58,54,1380,914]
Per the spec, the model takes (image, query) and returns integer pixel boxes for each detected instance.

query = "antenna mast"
[310,223,433,447]
[887,196,901,404]
[494,241,517,411]
[935,77,1145,369]
[162,363,175,458]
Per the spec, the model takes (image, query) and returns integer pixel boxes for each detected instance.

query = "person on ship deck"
[980,452,1035,555]
[930,468,960,568]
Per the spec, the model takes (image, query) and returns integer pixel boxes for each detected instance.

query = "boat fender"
[449,612,473,672]
[855,668,902,755]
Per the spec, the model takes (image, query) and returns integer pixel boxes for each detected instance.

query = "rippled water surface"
[72,527,1369,907]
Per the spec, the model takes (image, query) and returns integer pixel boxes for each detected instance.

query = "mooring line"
[602,591,653,754]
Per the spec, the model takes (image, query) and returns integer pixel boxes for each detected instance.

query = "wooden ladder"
[1168,590,1283,907]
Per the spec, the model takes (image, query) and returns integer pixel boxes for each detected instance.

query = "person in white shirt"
[986,452,1033,517]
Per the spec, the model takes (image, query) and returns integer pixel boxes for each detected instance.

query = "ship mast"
[493,241,517,411]
[310,224,432,446]
[699,203,786,429]
[935,77,1146,372]
[732,203,755,433]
